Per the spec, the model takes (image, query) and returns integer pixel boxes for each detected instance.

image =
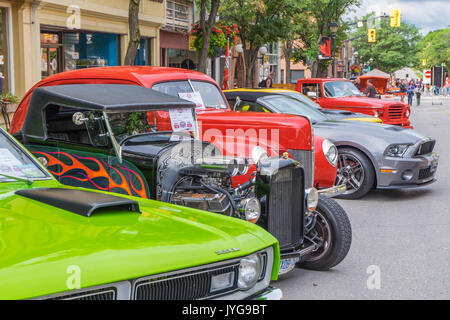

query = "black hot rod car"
[13,84,351,273]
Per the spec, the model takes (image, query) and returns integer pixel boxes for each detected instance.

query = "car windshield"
[263,96,328,123]
[0,130,48,182]
[152,80,228,109]
[323,81,363,97]
[106,111,196,144]
[278,91,323,110]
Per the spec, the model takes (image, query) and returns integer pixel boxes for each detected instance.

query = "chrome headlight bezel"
[322,139,338,167]
[241,197,261,223]
[305,187,319,212]
[385,144,410,157]
[238,253,262,291]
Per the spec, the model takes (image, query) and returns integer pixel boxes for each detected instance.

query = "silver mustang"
[224,90,439,199]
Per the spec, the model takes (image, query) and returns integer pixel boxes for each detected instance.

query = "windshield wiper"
[0,173,33,185]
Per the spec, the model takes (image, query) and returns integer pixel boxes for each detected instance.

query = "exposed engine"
[157,142,259,222]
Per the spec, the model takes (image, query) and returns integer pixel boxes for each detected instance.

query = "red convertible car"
[10,66,339,191]
[296,78,412,128]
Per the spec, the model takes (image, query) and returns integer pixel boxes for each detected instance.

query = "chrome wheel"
[336,153,365,195]
[306,211,332,262]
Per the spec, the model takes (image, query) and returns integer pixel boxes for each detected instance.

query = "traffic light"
[368,29,376,42]
[390,9,401,27]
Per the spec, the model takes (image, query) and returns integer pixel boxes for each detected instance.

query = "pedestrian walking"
[415,85,421,106]
[445,76,450,96]
[258,72,275,88]
[364,79,377,98]
[406,80,415,106]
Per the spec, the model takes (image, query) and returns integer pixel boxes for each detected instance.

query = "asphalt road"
[276,96,450,299]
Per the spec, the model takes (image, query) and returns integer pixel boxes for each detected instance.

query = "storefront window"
[64,32,119,70]
[167,49,196,70]
[0,8,10,93]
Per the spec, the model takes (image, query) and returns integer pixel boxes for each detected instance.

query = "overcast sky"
[345,0,450,35]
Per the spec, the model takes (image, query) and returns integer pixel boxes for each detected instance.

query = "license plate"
[278,258,298,275]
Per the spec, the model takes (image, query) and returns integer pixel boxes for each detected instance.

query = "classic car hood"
[314,120,425,145]
[0,182,276,299]
[321,108,379,120]
[196,109,313,151]
[326,96,405,108]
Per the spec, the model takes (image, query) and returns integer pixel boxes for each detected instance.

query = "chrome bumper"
[251,286,283,300]
[318,184,347,198]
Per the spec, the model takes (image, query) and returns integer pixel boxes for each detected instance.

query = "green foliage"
[0,93,20,104]
[288,0,360,76]
[126,112,150,135]
[219,0,292,49]
[416,28,450,69]
[190,22,239,58]
[350,12,422,73]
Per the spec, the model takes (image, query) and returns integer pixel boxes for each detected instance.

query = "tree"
[124,0,141,66]
[290,0,360,78]
[220,0,293,87]
[196,0,222,74]
[350,12,422,73]
[416,28,450,69]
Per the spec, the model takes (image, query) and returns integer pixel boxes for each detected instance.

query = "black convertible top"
[29,84,196,112]
[22,84,196,140]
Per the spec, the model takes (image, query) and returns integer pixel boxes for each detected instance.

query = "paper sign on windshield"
[169,108,195,132]
[0,149,23,175]
[178,91,205,110]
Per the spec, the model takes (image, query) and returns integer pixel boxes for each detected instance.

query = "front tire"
[335,147,375,199]
[297,196,352,271]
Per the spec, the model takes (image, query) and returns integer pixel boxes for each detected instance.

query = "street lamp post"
[330,21,339,78]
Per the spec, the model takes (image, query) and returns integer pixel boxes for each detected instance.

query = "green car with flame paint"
[0,127,281,300]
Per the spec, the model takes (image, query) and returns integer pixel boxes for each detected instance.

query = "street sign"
[423,70,431,84]
[390,9,401,27]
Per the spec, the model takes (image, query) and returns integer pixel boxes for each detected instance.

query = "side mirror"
[233,97,241,111]
[307,92,317,99]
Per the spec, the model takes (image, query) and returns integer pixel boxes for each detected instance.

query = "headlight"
[305,188,319,212]
[238,254,261,290]
[406,109,410,117]
[322,139,338,166]
[251,146,269,165]
[241,198,261,223]
[385,144,409,157]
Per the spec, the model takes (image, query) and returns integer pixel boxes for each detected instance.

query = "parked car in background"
[224,89,439,199]
[358,75,406,102]
[0,126,282,300]
[297,78,412,128]
[11,82,352,273]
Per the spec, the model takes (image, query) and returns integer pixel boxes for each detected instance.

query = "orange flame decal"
[33,151,148,198]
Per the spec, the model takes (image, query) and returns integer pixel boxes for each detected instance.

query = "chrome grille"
[416,140,435,156]
[267,166,304,249]
[38,248,273,300]
[50,288,116,300]
[288,149,313,189]
[387,105,405,120]
[134,264,239,300]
